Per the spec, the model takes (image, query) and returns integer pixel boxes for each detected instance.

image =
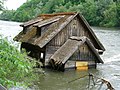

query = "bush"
[0,35,35,88]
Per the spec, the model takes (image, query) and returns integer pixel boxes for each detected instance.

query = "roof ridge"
[38,12,76,17]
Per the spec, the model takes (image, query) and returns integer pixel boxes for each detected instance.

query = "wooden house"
[14,12,105,71]
[50,36,104,71]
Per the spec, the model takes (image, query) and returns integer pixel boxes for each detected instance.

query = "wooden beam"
[20,17,43,27]
[34,16,61,27]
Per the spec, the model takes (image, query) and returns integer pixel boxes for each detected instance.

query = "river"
[0,20,120,90]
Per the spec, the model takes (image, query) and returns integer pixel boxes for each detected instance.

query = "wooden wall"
[65,43,97,69]
[36,24,50,37]
[45,16,99,47]
[45,17,97,63]
[41,24,50,35]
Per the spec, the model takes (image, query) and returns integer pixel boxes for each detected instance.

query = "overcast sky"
[4,0,27,10]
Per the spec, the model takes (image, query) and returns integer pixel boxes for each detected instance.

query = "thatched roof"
[14,12,105,51]
[50,36,103,66]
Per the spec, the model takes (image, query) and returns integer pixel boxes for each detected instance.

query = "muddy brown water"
[0,20,120,90]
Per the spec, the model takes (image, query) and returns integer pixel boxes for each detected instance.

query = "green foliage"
[100,2,117,27]
[10,0,42,22]
[0,35,35,88]
[80,0,98,25]
[0,0,120,27]
[0,10,15,21]
[116,0,120,26]
[0,0,4,10]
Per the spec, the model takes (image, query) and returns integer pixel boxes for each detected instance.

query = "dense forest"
[0,0,120,27]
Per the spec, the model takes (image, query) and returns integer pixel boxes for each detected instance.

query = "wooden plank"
[41,24,51,35]
[34,16,61,27]
[20,17,43,27]
[39,12,75,17]
[76,18,80,37]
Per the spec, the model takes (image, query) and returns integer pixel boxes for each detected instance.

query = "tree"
[0,10,15,21]
[115,0,120,26]
[41,0,64,13]
[96,0,112,26]
[54,5,68,13]
[100,2,117,27]
[81,0,98,25]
